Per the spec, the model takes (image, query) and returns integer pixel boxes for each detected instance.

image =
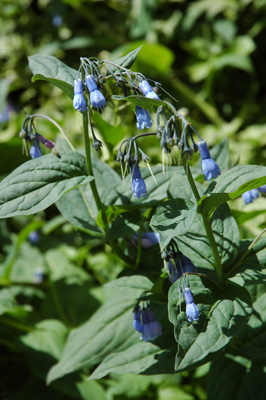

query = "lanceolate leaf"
[29,55,77,98]
[0,151,92,218]
[199,165,266,217]
[105,275,154,299]
[168,276,252,372]
[106,46,143,73]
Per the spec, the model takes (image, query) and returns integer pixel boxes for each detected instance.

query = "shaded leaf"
[105,275,153,299]
[106,46,143,73]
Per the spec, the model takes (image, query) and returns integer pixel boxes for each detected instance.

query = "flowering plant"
[1,47,266,394]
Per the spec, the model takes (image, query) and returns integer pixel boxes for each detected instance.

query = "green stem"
[182,158,225,285]
[0,316,33,332]
[170,76,224,126]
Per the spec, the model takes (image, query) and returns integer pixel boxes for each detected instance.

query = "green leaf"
[29,55,77,98]
[47,291,137,384]
[112,94,171,113]
[0,151,92,218]
[168,276,252,372]
[93,113,125,149]
[89,340,176,380]
[19,319,68,361]
[0,287,32,317]
[238,292,266,361]
[175,204,239,271]
[106,212,142,240]
[56,155,120,234]
[229,238,266,286]
[150,199,196,249]
[105,275,153,299]
[207,355,266,400]
[199,165,266,217]
[106,46,143,73]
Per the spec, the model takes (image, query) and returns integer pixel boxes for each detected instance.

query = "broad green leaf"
[29,54,77,98]
[106,46,143,73]
[19,319,68,361]
[56,155,120,234]
[47,291,138,384]
[0,151,92,218]
[89,340,176,380]
[105,275,153,298]
[238,292,266,361]
[175,204,239,271]
[207,355,266,400]
[229,238,266,286]
[106,212,142,240]
[150,199,196,249]
[199,165,266,217]
[112,94,171,113]
[168,276,252,372]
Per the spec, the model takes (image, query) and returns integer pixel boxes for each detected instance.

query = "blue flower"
[258,185,266,193]
[136,106,153,130]
[73,79,87,112]
[132,306,162,342]
[242,189,260,204]
[52,14,62,27]
[85,75,106,108]
[183,287,199,323]
[30,141,42,158]
[168,253,197,284]
[131,232,160,249]
[198,140,221,181]
[131,164,147,198]
[139,80,160,100]
[90,90,106,108]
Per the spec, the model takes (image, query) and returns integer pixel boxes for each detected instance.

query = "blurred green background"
[1,0,266,398]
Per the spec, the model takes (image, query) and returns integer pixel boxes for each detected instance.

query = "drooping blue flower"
[198,140,221,181]
[136,106,153,130]
[183,287,200,323]
[30,141,42,158]
[139,80,160,100]
[130,232,160,249]
[258,185,266,193]
[52,14,63,27]
[132,305,162,341]
[90,90,106,108]
[132,306,144,333]
[85,75,106,108]
[131,164,147,198]
[242,189,260,204]
[168,253,197,284]
[73,79,87,112]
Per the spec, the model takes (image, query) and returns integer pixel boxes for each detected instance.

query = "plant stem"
[182,157,225,285]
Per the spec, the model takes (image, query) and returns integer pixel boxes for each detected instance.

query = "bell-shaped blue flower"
[258,185,266,193]
[131,232,160,249]
[30,141,42,158]
[136,106,153,130]
[168,253,197,284]
[131,164,147,198]
[90,90,106,108]
[183,287,199,323]
[242,189,260,204]
[198,140,221,181]
[85,75,106,108]
[139,80,159,100]
[132,306,143,333]
[73,94,87,112]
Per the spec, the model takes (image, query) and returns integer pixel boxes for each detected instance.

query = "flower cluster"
[132,304,162,342]
[19,117,55,159]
